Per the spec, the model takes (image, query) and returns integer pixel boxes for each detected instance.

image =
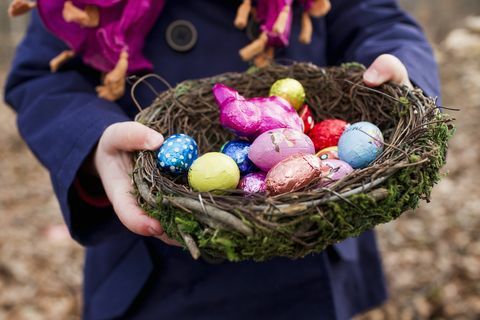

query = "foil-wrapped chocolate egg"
[308,119,349,152]
[299,104,315,133]
[221,140,257,175]
[316,146,339,161]
[266,154,323,195]
[248,128,315,172]
[157,134,198,175]
[269,78,306,110]
[338,121,384,169]
[319,159,353,187]
[188,152,240,192]
[238,172,267,194]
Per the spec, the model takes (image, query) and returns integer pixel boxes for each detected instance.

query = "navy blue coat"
[5,0,439,319]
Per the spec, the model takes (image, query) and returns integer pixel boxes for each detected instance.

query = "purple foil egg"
[319,159,354,187]
[238,172,267,194]
[248,128,315,172]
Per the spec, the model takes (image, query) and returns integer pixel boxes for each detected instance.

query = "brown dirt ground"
[1,12,480,320]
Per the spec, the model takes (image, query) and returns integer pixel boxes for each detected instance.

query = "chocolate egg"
[308,119,349,152]
[319,159,353,187]
[157,134,198,175]
[299,104,315,133]
[338,121,384,169]
[269,78,306,110]
[266,154,323,195]
[188,152,240,192]
[248,128,315,172]
[316,146,339,160]
[221,140,257,175]
[238,172,267,194]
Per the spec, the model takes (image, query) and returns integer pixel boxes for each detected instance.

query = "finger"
[104,122,164,153]
[363,54,412,88]
[103,163,164,237]
[154,234,183,247]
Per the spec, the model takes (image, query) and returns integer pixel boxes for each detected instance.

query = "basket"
[133,62,454,262]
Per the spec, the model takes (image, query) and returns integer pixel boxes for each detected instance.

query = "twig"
[178,229,201,260]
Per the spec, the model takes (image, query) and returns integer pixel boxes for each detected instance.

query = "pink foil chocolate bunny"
[8,0,165,101]
[212,83,303,139]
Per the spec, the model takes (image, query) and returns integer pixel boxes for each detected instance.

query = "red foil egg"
[299,104,315,133]
[238,172,267,194]
[266,154,323,196]
[308,119,349,152]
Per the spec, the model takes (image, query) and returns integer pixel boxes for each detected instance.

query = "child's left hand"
[363,54,413,88]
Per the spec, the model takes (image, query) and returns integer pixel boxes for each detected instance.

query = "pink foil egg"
[266,154,323,196]
[319,159,354,187]
[238,172,267,194]
[212,84,303,138]
[248,128,315,172]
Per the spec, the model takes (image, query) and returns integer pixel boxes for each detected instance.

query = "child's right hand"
[93,121,180,246]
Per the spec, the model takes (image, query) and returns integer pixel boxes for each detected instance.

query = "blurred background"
[1,1,479,319]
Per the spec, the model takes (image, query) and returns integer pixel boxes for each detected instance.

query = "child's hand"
[94,121,181,246]
[363,54,413,88]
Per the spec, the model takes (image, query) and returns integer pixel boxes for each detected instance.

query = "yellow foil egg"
[188,152,240,192]
[269,78,306,111]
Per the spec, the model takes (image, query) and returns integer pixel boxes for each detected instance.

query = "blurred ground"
[0,25,83,320]
[1,3,480,320]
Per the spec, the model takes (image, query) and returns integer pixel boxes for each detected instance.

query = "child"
[5,0,439,319]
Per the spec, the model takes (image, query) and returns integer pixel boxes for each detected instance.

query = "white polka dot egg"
[157,134,198,175]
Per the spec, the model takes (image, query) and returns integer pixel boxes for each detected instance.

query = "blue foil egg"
[157,134,198,175]
[220,140,257,175]
[338,122,384,169]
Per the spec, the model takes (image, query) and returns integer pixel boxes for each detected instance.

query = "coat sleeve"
[325,0,441,99]
[4,11,131,246]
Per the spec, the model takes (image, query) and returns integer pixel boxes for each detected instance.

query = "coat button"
[165,20,198,52]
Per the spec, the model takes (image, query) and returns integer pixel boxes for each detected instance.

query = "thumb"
[103,121,164,152]
[363,54,412,88]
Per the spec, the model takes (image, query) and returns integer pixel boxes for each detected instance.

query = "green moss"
[246,66,260,74]
[174,81,194,99]
[399,96,410,106]
[341,62,366,70]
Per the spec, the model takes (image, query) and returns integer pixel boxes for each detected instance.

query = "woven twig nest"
[133,62,453,262]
